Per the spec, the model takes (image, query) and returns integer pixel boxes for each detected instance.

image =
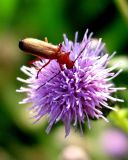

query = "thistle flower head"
[17,30,124,136]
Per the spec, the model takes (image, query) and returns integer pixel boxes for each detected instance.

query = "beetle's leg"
[44,37,48,42]
[28,57,42,67]
[59,63,64,70]
[36,58,63,89]
[36,60,51,79]
[55,44,62,55]
[58,43,62,51]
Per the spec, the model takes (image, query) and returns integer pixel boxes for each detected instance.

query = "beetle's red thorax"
[57,52,74,69]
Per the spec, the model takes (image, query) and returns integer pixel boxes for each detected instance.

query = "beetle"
[19,38,74,75]
[19,37,89,88]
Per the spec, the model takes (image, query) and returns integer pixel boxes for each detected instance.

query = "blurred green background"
[0,0,128,160]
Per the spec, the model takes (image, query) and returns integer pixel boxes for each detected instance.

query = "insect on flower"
[17,30,125,137]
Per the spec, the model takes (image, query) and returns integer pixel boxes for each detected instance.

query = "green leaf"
[109,108,128,133]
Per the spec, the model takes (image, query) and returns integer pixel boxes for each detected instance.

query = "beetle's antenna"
[73,40,90,63]
[36,70,61,90]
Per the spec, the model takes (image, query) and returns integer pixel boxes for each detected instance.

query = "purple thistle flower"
[17,29,125,136]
